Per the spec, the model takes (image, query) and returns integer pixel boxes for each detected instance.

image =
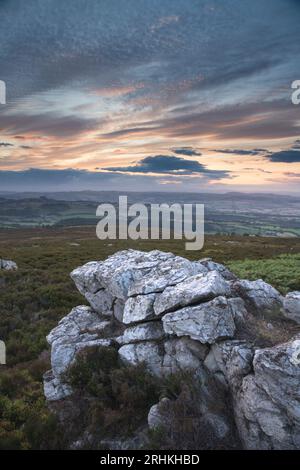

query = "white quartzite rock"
[50,336,112,378]
[84,289,114,316]
[47,305,111,345]
[236,335,300,449]
[283,292,300,324]
[122,294,156,324]
[0,259,18,271]
[118,341,163,375]
[154,270,231,316]
[204,340,255,389]
[162,337,209,373]
[119,337,208,376]
[233,279,283,315]
[43,370,73,402]
[71,261,102,296]
[116,322,165,345]
[45,305,114,397]
[162,296,237,344]
[71,249,207,301]
[148,398,171,430]
[199,258,237,281]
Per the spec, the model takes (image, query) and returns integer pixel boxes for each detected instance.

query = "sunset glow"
[0,0,300,193]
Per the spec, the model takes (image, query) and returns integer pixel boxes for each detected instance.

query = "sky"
[0,0,300,193]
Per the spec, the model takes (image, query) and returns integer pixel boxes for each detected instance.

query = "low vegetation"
[229,253,300,294]
[64,346,160,446]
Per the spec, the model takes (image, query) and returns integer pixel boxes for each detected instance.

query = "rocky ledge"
[43,249,300,450]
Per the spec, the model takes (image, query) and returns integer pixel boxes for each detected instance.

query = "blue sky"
[0,0,300,193]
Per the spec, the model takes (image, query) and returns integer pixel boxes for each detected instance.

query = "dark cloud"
[101,127,158,139]
[292,139,300,150]
[284,172,300,178]
[267,150,300,163]
[0,167,228,192]
[0,168,125,189]
[105,154,229,179]
[0,113,100,138]
[215,148,268,156]
[0,142,14,147]
[243,168,272,174]
[171,147,201,157]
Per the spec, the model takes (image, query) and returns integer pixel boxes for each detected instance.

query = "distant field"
[1,192,300,237]
[0,227,300,449]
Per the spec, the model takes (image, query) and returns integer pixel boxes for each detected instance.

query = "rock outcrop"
[0,259,18,271]
[44,249,300,450]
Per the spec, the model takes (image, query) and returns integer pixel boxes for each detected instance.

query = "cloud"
[0,167,229,192]
[284,172,300,178]
[1,0,299,109]
[0,142,14,147]
[0,168,126,191]
[243,168,272,174]
[267,150,300,163]
[100,100,300,143]
[1,0,300,193]
[100,127,158,139]
[215,148,268,156]
[0,112,100,138]
[292,139,300,150]
[171,147,201,156]
[104,154,229,179]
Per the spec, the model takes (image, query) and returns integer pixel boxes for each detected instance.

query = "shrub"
[65,346,160,440]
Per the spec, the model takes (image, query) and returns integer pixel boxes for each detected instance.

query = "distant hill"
[1,189,300,203]
[0,191,299,236]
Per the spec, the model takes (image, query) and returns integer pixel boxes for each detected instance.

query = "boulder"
[50,336,113,378]
[0,259,18,271]
[119,337,208,376]
[236,335,300,449]
[70,262,114,315]
[162,337,209,374]
[199,258,237,281]
[233,279,283,315]
[283,292,300,324]
[123,293,156,324]
[43,370,73,402]
[148,397,171,430]
[118,340,163,376]
[70,261,102,296]
[47,305,111,346]
[46,305,115,386]
[162,296,237,344]
[204,340,255,390]
[154,270,231,316]
[84,289,114,316]
[71,249,207,302]
[116,322,165,345]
